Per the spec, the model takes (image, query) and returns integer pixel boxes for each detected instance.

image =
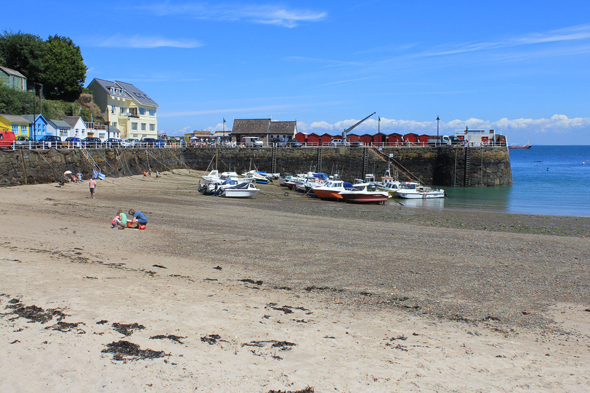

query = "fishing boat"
[509,140,532,149]
[311,180,353,200]
[338,183,390,204]
[221,182,260,198]
[394,182,445,199]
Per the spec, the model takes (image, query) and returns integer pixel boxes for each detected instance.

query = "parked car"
[15,135,33,148]
[331,138,350,147]
[141,138,166,147]
[103,138,122,148]
[120,139,132,147]
[64,136,81,147]
[81,137,102,148]
[351,140,364,147]
[285,140,302,147]
[0,131,17,149]
[37,135,63,148]
[127,138,140,147]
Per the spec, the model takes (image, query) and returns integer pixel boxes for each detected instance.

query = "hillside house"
[88,78,158,140]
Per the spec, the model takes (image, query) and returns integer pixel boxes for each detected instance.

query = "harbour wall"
[0,146,512,187]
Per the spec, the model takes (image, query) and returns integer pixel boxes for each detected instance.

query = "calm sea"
[389,145,590,217]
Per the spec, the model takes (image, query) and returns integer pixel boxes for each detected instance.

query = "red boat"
[338,183,390,204]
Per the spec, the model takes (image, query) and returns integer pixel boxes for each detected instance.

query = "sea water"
[389,145,590,217]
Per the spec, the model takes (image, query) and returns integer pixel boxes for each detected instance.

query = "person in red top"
[89,178,97,199]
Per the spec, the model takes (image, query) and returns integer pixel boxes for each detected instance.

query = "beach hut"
[359,134,373,146]
[403,133,419,145]
[373,132,386,146]
[319,133,333,146]
[294,132,307,144]
[418,134,430,145]
[306,133,320,146]
[387,133,403,146]
[347,134,361,143]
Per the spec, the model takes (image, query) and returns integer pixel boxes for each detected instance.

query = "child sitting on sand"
[111,209,127,230]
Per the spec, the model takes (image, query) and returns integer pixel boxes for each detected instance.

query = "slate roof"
[90,78,132,100]
[115,81,159,107]
[0,66,26,79]
[231,119,271,135]
[22,114,46,123]
[88,78,159,108]
[268,121,297,135]
[49,120,71,129]
[63,116,84,128]
[0,114,29,123]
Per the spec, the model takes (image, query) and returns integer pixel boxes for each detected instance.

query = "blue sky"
[4,0,590,144]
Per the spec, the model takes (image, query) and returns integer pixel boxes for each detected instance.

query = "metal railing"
[2,140,506,151]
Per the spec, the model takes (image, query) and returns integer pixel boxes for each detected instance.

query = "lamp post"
[436,116,440,146]
[378,116,381,134]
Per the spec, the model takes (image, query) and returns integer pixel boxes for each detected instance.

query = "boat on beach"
[394,182,445,199]
[338,183,390,204]
[221,182,260,198]
[311,180,353,200]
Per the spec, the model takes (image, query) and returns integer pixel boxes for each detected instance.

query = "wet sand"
[1,170,589,392]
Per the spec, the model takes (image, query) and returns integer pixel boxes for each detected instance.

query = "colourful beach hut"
[359,134,373,146]
[403,133,419,145]
[418,134,430,145]
[294,132,307,144]
[306,133,321,146]
[319,133,333,146]
[373,132,386,146]
[387,133,403,146]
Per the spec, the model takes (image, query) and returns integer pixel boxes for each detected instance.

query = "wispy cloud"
[317,76,379,87]
[92,34,202,48]
[139,2,326,28]
[287,56,364,67]
[159,104,299,117]
[417,24,590,59]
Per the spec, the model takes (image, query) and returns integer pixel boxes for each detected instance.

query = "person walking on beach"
[89,178,97,199]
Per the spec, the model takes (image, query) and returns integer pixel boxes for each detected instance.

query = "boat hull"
[222,189,260,198]
[340,193,389,203]
[395,191,445,199]
[313,189,344,200]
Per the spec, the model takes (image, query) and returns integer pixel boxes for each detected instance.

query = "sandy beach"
[1,170,589,392]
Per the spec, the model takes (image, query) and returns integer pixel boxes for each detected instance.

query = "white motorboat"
[339,183,391,204]
[311,180,353,200]
[242,170,270,184]
[394,182,445,199]
[202,170,221,183]
[221,182,261,198]
[377,176,402,196]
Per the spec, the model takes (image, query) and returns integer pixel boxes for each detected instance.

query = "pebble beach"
[1,169,589,392]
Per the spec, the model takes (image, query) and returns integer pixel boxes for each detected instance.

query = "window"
[12,125,18,133]
[149,124,155,131]
[141,123,146,131]
[120,107,125,114]
[139,108,145,116]
[129,108,138,116]
[60,129,67,136]
[131,122,138,131]
[132,134,138,138]
[112,122,117,127]
[111,106,116,114]
[148,109,155,116]
[20,125,27,134]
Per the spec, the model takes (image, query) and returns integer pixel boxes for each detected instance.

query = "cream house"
[87,78,158,139]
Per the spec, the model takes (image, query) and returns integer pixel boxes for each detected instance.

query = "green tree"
[42,35,87,101]
[0,30,46,89]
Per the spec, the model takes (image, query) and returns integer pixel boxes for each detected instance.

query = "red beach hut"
[387,133,403,146]
[403,133,419,145]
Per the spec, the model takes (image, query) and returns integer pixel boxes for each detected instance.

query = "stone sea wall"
[0,146,512,187]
